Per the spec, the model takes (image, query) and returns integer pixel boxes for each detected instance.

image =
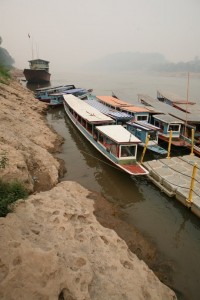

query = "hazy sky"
[1,0,200,72]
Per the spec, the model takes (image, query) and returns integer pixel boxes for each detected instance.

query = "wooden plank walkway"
[143,155,200,218]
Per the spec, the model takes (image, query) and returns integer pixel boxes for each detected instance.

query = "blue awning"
[85,99,132,120]
[63,88,87,94]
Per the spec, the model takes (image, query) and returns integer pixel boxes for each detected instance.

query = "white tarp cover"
[63,94,114,123]
[96,125,141,143]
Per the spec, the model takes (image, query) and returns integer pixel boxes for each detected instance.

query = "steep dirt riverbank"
[0,79,177,299]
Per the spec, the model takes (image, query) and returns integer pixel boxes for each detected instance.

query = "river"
[33,71,200,300]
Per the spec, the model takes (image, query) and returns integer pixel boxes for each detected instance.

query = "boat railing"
[180,134,192,144]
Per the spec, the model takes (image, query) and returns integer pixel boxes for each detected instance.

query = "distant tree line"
[87,52,200,73]
[152,56,200,73]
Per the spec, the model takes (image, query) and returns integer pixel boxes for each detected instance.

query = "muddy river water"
[42,71,200,300]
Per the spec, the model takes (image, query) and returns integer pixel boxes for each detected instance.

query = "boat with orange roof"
[96,95,150,122]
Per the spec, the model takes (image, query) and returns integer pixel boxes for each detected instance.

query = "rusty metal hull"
[23,69,51,83]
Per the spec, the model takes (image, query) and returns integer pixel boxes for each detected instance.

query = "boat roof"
[85,99,132,120]
[127,121,161,131]
[63,94,114,123]
[157,90,196,104]
[50,88,87,96]
[63,88,87,94]
[153,114,184,124]
[173,103,200,114]
[35,84,75,92]
[96,125,141,143]
[29,59,49,63]
[138,94,200,123]
[97,96,149,113]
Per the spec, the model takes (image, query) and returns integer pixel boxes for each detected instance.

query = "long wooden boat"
[96,95,150,122]
[48,88,93,107]
[23,59,51,83]
[85,96,167,155]
[35,84,76,102]
[63,94,148,176]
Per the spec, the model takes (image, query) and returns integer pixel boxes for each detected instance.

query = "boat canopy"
[63,88,87,94]
[35,85,63,92]
[29,59,49,63]
[157,90,196,104]
[127,121,161,131]
[97,96,149,113]
[85,99,132,120]
[63,94,114,123]
[96,125,141,144]
[138,94,200,123]
[35,84,75,93]
[153,114,184,124]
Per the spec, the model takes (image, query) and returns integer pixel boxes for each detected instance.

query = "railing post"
[186,163,197,207]
[190,128,195,156]
[167,130,172,159]
[140,134,150,164]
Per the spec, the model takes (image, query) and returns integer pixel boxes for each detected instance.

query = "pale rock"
[0,181,177,300]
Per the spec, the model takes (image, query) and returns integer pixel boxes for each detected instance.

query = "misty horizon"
[1,0,200,73]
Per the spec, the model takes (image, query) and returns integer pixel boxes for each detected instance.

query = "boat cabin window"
[120,145,136,157]
[136,115,148,121]
[99,134,104,143]
[77,115,81,123]
[110,144,117,156]
[149,130,157,140]
[87,123,93,133]
[155,120,164,132]
[82,119,86,128]
[168,124,180,132]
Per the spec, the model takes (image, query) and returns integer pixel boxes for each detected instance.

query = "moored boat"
[126,121,167,155]
[48,88,93,107]
[152,114,190,146]
[96,95,150,121]
[35,84,76,102]
[138,93,200,155]
[63,94,148,176]
[23,59,51,83]
[86,96,166,155]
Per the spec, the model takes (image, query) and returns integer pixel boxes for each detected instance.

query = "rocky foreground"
[0,79,177,299]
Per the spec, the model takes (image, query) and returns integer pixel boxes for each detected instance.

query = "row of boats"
[35,84,200,176]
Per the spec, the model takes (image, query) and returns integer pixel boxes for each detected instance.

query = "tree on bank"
[0,36,15,67]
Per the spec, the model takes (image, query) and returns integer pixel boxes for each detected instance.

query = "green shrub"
[0,180,28,217]
[0,64,11,84]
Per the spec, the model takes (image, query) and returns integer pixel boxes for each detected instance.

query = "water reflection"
[47,107,65,120]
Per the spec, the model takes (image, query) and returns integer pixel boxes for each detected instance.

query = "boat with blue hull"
[63,94,148,176]
[126,121,167,155]
[35,84,76,102]
[48,88,93,107]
